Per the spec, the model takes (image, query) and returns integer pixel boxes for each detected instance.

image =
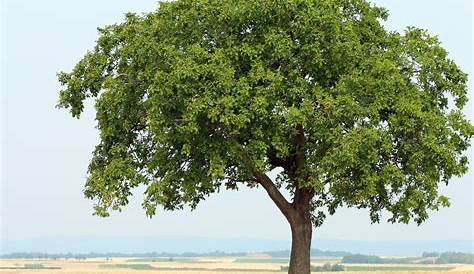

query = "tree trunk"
[288,210,312,274]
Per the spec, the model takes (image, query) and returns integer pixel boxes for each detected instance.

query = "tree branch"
[253,170,294,219]
[295,124,306,172]
[291,124,315,209]
[266,146,290,169]
[230,139,295,219]
[282,124,307,183]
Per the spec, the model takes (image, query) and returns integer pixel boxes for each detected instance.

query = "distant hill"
[1,236,472,256]
[0,236,289,255]
[0,251,247,259]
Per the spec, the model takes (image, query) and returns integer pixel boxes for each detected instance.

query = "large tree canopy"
[58,0,472,268]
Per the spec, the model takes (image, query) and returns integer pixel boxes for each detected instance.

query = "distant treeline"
[267,249,352,258]
[341,254,420,264]
[422,252,474,264]
[342,254,386,264]
[1,248,351,259]
[0,251,246,259]
[342,252,474,264]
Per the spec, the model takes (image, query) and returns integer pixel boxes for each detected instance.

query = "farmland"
[1,257,473,274]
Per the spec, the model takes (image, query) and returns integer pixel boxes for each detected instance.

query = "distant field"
[0,257,472,274]
[344,265,455,272]
[234,257,341,264]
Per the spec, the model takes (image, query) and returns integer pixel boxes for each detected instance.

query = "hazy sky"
[1,0,473,243]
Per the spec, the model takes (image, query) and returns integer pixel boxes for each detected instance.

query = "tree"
[57,1,473,273]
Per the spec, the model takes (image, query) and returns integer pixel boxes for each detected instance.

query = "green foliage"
[58,0,472,226]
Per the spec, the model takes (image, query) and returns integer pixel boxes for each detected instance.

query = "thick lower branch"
[253,171,294,219]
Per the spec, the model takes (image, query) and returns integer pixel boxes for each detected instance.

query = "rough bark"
[254,124,313,274]
[288,187,313,274]
[288,214,312,274]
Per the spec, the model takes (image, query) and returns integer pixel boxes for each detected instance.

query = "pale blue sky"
[1,0,473,243]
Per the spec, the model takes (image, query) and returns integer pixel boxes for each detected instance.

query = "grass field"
[0,257,472,274]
